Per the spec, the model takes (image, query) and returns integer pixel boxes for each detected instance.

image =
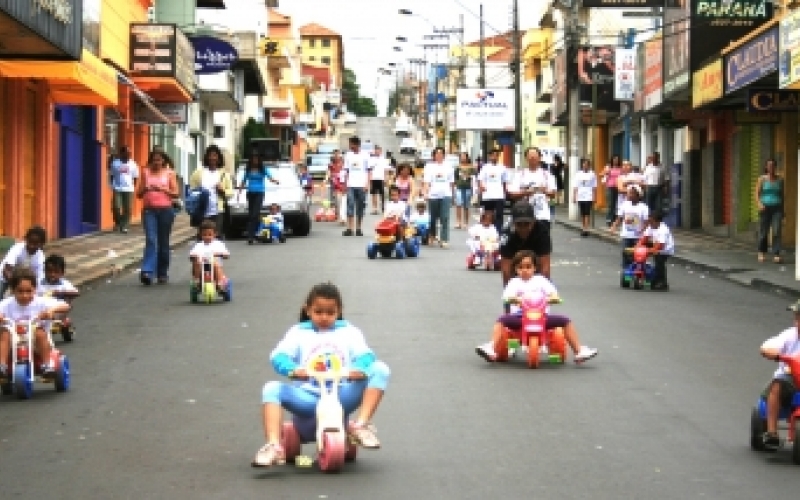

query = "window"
[83,0,101,56]
[213,125,225,139]
[321,56,331,65]
[308,39,316,48]
[322,39,331,48]
[308,56,315,61]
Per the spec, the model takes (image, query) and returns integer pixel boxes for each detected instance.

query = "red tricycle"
[0,319,70,399]
[366,218,420,259]
[493,293,567,369]
[621,244,656,290]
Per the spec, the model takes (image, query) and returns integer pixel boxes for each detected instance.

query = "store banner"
[455,88,514,131]
[692,59,723,109]
[614,48,636,101]
[779,9,800,89]
[643,38,663,110]
[746,89,800,112]
[576,46,619,112]
[724,27,778,94]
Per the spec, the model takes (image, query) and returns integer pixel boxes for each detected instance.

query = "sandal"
[251,443,286,467]
[348,422,381,449]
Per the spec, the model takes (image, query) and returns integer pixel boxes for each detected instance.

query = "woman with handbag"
[189,145,234,240]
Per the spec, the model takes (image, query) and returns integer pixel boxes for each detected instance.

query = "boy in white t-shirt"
[409,199,430,242]
[467,211,500,269]
[190,220,230,290]
[0,226,47,299]
[610,185,649,268]
[572,158,597,237]
[638,212,674,290]
[759,301,800,451]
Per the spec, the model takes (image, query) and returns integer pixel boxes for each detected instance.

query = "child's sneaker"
[40,363,56,379]
[475,343,497,362]
[762,432,781,452]
[348,422,380,449]
[251,443,286,467]
[574,346,598,363]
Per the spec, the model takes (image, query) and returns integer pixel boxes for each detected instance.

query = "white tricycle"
[190,252,232,303]
[0,319,69,399]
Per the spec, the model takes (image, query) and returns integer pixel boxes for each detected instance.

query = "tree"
[342,67,378,117]
[239,117,268,158]
[386,88,399,117]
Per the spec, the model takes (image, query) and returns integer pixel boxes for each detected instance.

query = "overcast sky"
[199,0,550,112]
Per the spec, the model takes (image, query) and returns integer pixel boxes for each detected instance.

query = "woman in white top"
[189,145,234,240]
[422,147,455,248]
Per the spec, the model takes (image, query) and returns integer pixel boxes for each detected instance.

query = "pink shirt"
[142,170,173,208]
[606,167,621,188]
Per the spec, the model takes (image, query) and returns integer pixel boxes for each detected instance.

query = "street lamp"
[396,36,408,42]
[393,46,403,52]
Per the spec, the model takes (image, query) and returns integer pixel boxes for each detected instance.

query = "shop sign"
[456,88,515,131]
[692,59,723,108]
[0,0,82,59]
[269,109,292,126]
[643,38,662,110]
[551,50,568,125]
[746,89,800,112]
[130,24,196,96]
[663,1,690,97]
[779,9,800,89]
[724,27,778,94]
[693,0,772,22]
[614,48,636,101]
[133,102,188,124]
[576,46,619,112]
[190,36,238,75]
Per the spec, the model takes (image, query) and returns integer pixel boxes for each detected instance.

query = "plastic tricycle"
[42,290,78,342]
[190,253,232,303]
[314,200,337,222]
[466,237,500,271]
[280,353,359,473]
[493,293,567,369]
[366,219,420,259]
[621,245,656,290]
[750,353,800,464]
[257,215,286,243]
[0,319,69,399]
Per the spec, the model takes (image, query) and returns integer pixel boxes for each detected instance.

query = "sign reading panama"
[455,89,515,131]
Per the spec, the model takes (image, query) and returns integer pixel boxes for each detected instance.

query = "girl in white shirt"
[610,185,649,268]
[467,211,500,270]
[474,250,598,364]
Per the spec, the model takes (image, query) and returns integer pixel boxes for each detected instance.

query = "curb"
[554,218,800,299]
[72,228,197,289]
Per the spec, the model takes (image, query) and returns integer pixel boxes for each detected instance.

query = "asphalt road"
[1,120,798,499]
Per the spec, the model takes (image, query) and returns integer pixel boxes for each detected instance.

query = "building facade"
[298,23,343,90]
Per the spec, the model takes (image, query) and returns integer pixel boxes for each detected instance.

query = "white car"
[399,138,417,155]
[343,113,357,125]
[394,119,411,137]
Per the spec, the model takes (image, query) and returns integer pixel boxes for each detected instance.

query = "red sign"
[269,109,292,126]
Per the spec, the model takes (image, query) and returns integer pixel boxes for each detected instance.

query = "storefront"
[0,0,118,238]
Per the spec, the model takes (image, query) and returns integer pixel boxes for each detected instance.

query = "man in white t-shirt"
[638,212,673,290]
[342,136,373,236]
[369,145,392,215]
[643,154,662,213]
[572,158,597,237]
[109,145,139,233]
[477,149,507,234]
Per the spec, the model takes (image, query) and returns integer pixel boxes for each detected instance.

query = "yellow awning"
[0,49,117,106]
[290,87,307,113]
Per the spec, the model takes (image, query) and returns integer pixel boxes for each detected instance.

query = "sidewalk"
[44,214,197,288]
[554,206,800,298]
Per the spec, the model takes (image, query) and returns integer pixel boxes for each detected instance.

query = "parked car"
[306,153,331,180]
[399,138,417,155]
[227,167,312,238]
[394,118,411,137]
[343,113,357,125]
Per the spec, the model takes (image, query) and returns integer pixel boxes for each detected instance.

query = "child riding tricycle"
[366,187,420,260]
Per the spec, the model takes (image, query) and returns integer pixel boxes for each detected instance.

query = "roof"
[487,47,513,62]
[267,8,291,25]
[299,23,340,37]
[465,31,522,49]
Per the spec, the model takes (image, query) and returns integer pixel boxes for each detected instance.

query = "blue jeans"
[454,187,472,207]
[261,361,391,418]
[142,208,175,278]
[346,187,367,220]
[428,197,452,242]
[758,205,783,255]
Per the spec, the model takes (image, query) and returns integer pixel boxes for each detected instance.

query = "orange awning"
[0,50,117,106]
[129,76,194,103]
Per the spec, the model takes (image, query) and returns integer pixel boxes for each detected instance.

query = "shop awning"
[198,89,240,112]
[118,73,174,125]
[0,49,117,106]
[129,76,194,103]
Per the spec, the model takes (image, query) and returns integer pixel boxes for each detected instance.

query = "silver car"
[227,167,312,238]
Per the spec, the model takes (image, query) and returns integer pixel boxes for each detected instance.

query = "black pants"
[653,254,669,286]
[371,180,385,212]
[247,192,265,240]
[480,199,505,234]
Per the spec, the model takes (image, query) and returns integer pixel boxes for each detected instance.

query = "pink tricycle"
[494,293,567,369]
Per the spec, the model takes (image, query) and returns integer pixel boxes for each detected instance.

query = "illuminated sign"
[746,89,800,112]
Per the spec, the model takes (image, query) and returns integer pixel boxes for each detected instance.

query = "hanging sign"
[190,36,239,75]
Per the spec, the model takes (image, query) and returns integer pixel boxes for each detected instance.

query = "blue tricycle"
[620,245,656,290]
[257,215,286,244]
[750,353,800,464]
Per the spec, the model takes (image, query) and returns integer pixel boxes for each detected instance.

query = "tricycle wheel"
[750,407,766,451]
[620,274,630,288]
[366,243,378,259]
[379,248,392,258]
[493,329,510,362]
[14,363,32,400]
[318,430,346,473]
[61,325,74,342]
[345,438,358,462]
[54,355,70,392]
[527,336,541,369]
[548,329,567,364]
[633,277,643,290]
[203,282,215,303]
[395,242,406,259]
[281,422,302,463]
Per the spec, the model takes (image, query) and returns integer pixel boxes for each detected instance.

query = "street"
[0,211,796,499]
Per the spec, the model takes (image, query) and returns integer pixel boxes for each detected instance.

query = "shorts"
[761,375,797,408]
[454,187,472,207]
[578,201,593,217]
[530,220,552,256]
[498,313,570,331]
[370,180,385,195]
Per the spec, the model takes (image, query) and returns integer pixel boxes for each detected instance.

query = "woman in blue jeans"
[422,147,455,248]
[136,150,180,285]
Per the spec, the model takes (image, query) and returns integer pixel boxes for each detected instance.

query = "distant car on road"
[343,113,357,125]
[399,138,417,155]
[306,153,331,180]
[394,118,411,137]
[361,141,375,154]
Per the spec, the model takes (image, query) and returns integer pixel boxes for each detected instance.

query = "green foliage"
[240,117,268,157]
[342,67,378,118]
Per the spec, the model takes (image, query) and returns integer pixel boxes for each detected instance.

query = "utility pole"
[512,0,522,168]
[564,2,588,221]
[479,4,487,161]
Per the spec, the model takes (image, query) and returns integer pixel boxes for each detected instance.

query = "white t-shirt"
[501,275,558,314]
[409,211,429,226]
[344,151,372,188]
[622,172,645,190]
[643,164,661,186]
[38,278,78,296]
[189,239,230,260]
[268,213,284,230]
[110,159,140,192]
[369,157,390,182]
[617,200,649,239]
[516,168,557,221]
[468,223,499,243]
[762,327,800,378]
[574,170,597,202]
[477,163,507,201]
[642,223,674,255]
[384,201,408,220]
[0,295,65,322]
[200,169,222,217]
[423,162,455,199]
[1,243,45,285]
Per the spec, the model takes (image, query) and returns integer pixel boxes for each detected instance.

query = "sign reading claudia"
[779,9,800,89]
[190,36,238,75]
[130,24,196,96]
[692,59,723,109]
[747,89,800,112]
[455,88,514,131]
[724,27,777,94]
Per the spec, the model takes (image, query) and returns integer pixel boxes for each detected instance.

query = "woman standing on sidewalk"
[756,159,785,263]
[454,152,476,229]
[422,147,455,248]
[136,150,180,285]
[190,145,234,239]
[601,155,622,226]
[238,151,279,244]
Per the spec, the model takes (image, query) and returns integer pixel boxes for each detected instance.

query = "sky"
[198,0,550,114]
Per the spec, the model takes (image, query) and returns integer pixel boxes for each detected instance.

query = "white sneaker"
[575,346,598,364]
[475,343,496,362]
